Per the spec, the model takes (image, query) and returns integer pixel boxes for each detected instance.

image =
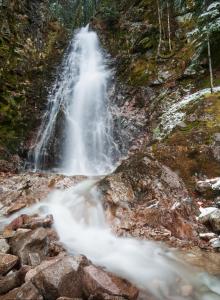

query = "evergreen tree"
[198,1,220,92]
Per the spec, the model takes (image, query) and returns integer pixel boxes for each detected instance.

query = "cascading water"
[26,26,220,299]
[31,25,118,175]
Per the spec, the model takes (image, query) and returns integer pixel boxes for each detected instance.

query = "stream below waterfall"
[14,26,220,299]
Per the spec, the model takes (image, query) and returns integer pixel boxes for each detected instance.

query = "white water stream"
[32,26,118,175]
[25,26,220,299]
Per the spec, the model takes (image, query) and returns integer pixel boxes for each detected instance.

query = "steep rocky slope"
[92,0,220,250]
[91,2,220,184]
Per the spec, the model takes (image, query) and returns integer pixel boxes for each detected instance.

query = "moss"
[0,1,86,155]
[152,93,220,192]
[127,58,156,86]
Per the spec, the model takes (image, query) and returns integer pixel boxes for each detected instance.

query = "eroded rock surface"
[99,153,200,247]
[82,264,138,300]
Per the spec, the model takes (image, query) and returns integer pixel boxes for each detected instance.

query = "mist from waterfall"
[31,25,118,175]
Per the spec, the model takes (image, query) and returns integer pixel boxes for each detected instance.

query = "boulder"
[82,265,139,300]
[210,237,220,249]
[197,207,217,224]
[4,214,53,232]
[22,215,53,230]
[26,255,89,300]
[0,266,29,295]
[209,209,220,232]
[0,287,20,300]
[199,232,217,241]
[99,153,197,243]
[0,254,18,275]
[16,282,43,300]
[6,202,26,215]
[9,228,49,265]
[196,178,220,198]
[0,238,10,254]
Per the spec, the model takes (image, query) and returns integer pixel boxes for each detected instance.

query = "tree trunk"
[207,35,214,93]
[167,0,172,52]
[156,0,162,58]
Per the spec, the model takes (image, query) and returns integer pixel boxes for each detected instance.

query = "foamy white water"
[25,179,219,300]
[32,26,118,175]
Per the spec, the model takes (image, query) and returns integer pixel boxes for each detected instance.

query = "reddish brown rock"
[27,255,89,299]
[0,266,30,295]
[0,173,83,216]
[0,287,20,300]
[0,238,10,254]
[6,202,26,215]
[82,265,139,300]
[9,227,49,265]
[4,214,53,232]
[16,282,43,300]
[99,153,198,246]
[0,254,18,275]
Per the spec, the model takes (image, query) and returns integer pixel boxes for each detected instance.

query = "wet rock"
[0,266,29,295]
[197,207,217,224]
[0,160,18,173]
[28,253,41,267]
[9,228,49,265]
[213,146,220,162]
[213,133,220,143]
[0,173,82,216]
[5,214,53,232]
[209,209,220,232]
[199,232,217,241]
[215,197,220,208]
[196,178,220,198]
[23,214,53,230]
[210,237,220,250]
[48,240,66,257]
[6,202,26,215]
[82,265,139,300]
[16,282,43,300]
[0,254,18,275]
[0,238,10,253]
[4,215,25,232]
[27,255,89,299]
[99,153,197,243]
[0,287,20,300]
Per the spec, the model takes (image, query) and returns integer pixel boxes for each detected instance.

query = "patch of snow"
[197,207,218,224]
[199,206,217,217]
[207,2,220,11]
[171,201,181,210]
[198,177,220,191]
[155,86,220,140]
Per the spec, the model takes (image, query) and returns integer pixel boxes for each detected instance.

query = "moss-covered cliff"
[92,0,220,194]
[0,0,87,160]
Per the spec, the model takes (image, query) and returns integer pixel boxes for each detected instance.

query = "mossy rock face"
[0,0,86,156]
[152,92,220,193]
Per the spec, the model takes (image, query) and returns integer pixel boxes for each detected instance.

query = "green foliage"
[49,0,81,28]
[98,5,119,27]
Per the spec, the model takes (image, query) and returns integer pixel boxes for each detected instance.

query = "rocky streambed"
[0,155,220,300]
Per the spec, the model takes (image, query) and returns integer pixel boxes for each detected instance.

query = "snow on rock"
[197,177,220,192]
[155,87,220,140]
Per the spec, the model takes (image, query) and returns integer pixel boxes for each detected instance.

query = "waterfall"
[27,26,220,300]
[31,25,118,175]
